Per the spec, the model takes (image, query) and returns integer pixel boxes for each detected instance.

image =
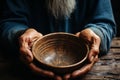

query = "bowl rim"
[32,32,89,69]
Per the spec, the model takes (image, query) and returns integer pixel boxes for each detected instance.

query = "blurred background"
[111,0,120,37]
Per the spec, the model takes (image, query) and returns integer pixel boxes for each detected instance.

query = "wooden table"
[0,38,120,80]
[82,38,120,80]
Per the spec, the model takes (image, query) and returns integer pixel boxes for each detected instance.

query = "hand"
[18,28,57,79]
[63,28,101,80]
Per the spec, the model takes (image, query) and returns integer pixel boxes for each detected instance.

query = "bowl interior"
[32,33,88,68]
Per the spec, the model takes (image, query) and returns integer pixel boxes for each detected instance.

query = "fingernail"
[90,56,94,62]
[95,55,98,58]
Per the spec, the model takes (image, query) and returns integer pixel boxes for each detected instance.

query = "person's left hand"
[63,28,101,80]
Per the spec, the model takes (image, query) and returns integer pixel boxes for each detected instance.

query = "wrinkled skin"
[19,28,101,80]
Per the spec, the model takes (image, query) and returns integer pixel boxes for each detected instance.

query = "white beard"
[47,0,76,19]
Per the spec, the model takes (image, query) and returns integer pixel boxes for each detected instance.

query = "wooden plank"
[83,75,120,80]
[111,37,120,47]
[109,48,120,53]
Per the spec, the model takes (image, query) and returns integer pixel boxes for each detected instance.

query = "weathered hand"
[19,28,42,63]
[18,28,57,78]
[63,28,101,80]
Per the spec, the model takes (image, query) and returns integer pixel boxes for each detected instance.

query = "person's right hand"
[18,28,56,78]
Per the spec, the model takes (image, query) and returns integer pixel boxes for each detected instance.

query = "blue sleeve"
[0,0,29,50]
[84,0,116,56]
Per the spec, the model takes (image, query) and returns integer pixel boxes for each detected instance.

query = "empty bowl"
[32,32,89,74]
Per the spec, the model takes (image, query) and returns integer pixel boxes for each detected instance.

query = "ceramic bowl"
[32,32,89,74]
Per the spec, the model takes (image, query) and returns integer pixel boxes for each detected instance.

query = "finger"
[19,37,33,63]
[75,32,81,37]
[88,37,100,62]
[89,49,99,62]
[28,63,55,78]
[71,56,96,78]
[94,55,99,62]
[54,75,62,80]
[63,74,71,80]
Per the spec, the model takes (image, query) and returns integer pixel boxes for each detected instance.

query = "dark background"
[111,0,120,37]
[0,0,120,37]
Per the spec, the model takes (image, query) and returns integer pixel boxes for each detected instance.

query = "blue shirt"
[0,0,116,56]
